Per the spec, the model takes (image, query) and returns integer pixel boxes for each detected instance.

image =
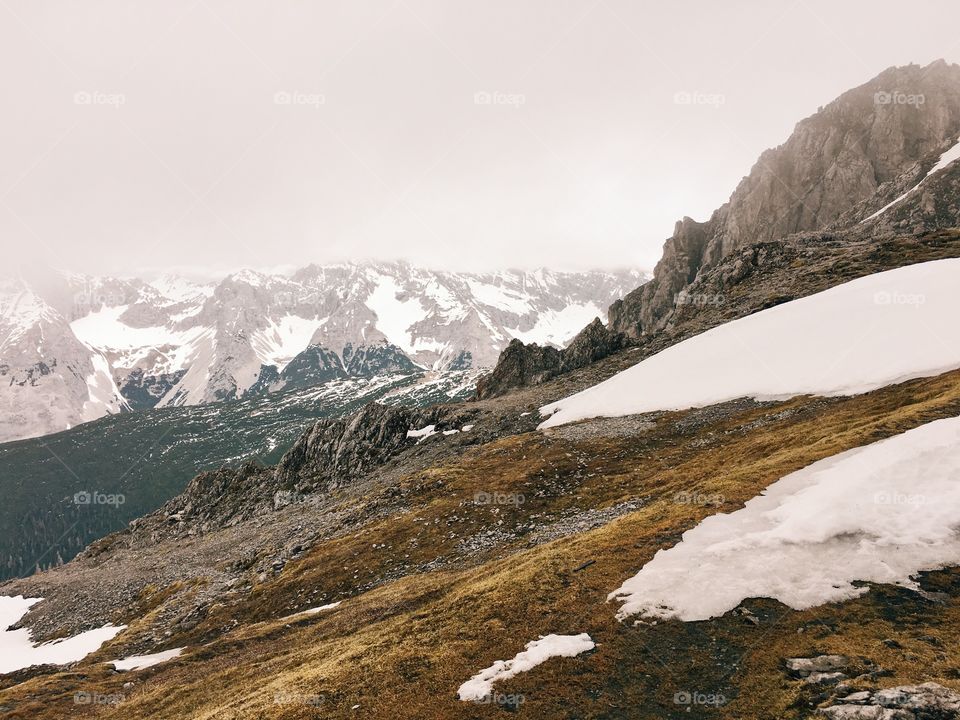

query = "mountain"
[0,366,481,581]
[479,59,960,399]
[610,59,960,338]
[7,61,960,720]
[0,263,644,443]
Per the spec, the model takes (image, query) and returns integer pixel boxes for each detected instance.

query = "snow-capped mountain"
[0,262,645,443]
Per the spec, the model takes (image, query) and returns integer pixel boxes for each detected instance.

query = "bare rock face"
[274,402,443,493]
[786,655,851,677]
[475,339,562,400]
[819,682,960,720]
[559,317,626,372]
[478,61,960,401]
[609,217,710,338]
[476,317,629,399]
[611,60,960,339]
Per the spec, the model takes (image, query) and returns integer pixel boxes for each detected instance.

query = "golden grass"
[6,370,960,719]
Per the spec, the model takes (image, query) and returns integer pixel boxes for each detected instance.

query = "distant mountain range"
[0,262,645,443]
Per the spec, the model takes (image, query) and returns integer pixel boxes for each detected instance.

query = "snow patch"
[111,647,183,671]
[406,424,436,442]
[465,279,532,315]
[610,415,960,622]
[507,303,602,348]
[303,602,341,614]
[0,595,126,673]
[863,136,960,221]
[365,275,428,354]
[540,259,960,429]
[457,633,595,701]
[81,352,126,421]
[250,315,322,371]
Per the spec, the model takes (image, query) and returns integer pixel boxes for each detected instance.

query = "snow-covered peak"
[148,275,213,304]
[2,261,645,442]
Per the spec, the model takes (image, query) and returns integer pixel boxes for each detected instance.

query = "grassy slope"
[6,368,960,719]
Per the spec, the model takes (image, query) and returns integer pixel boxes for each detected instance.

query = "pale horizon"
[2,1,960,277]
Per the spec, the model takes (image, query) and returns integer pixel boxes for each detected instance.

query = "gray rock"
[787,655,851,676]
[807,672,848,685]
[820,682,960,720]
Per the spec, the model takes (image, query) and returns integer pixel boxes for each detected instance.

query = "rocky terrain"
[479,60,960,400]
[0,367,481,582]
[2,61,960,720]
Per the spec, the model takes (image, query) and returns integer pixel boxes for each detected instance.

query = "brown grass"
[6,370,960,719]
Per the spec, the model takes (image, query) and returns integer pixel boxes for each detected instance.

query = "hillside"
[0,368,479,581]
[4,61,960,720]
[2,226,960,718]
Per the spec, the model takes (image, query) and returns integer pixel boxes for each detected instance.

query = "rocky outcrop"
[276,345,348,390]
[475,339,562,399]
[609,217,710,338]
[343,342,421,377]
[479,60,960,400]
[475,318,629,399]
[273,402,444,493]
[120,401,452,539]
[611,60,960,340]
[558,318,627,373]
[119,368,187,410]
[819,682,960,719]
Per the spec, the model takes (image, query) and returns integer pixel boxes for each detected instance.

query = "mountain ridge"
[0,262,645,443]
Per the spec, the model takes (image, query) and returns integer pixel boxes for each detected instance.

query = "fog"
[2,0,958,276]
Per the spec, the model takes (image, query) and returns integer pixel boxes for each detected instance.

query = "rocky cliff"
[480,60,960,399]
[611,59,960,339]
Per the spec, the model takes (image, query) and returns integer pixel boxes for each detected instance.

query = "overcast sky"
[2,1,959,278]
